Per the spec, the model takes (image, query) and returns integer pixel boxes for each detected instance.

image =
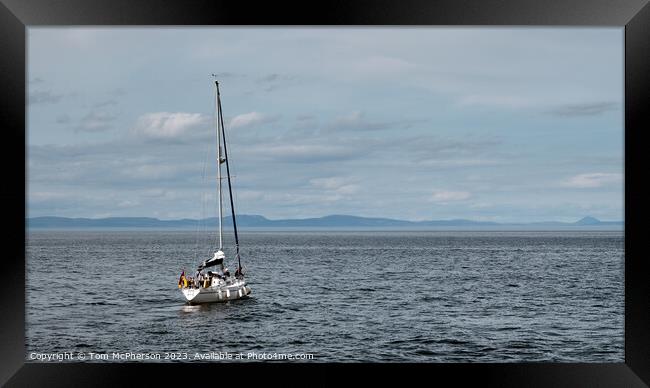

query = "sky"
[27,27,624,222]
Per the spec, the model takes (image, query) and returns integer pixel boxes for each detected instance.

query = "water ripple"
[26,230,624,362]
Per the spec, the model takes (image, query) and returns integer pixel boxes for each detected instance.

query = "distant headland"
[27,215,623,230]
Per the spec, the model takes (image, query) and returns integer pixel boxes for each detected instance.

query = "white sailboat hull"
[181,279,251,304]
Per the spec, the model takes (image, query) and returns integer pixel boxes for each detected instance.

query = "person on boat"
[178,270,186,288]
[202,273,209,288]
[223,267,230,278]
[217,270,225,279]
[235,266,243,279]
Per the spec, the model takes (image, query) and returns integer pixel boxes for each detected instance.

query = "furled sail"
[198,250,225,270]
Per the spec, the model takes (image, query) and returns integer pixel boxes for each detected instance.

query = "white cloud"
[131,112,207,138]
[228,112,278,129]
[117,200,140,208]
[562,173,622,188]
[429,190,471,203]
[310,177,360,195]
[244,143,356,162]
[309,177,348,190]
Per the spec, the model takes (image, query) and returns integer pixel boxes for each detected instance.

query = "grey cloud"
[326,111,390,132]
[546,102,618,117]
[56,114,71,124]
[29,90,64,104]
[324,111,428,133]
[28,140,206,190]
[256,73,299,92]
[263,119,500,168]
[257,73,291,83]
[28,187,201,219]
[394,135,503,166]
[76,111,117,132]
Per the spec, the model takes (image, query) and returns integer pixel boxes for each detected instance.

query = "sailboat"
[178,79,251,304]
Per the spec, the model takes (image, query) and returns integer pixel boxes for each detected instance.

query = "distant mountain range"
[27,215,623,230]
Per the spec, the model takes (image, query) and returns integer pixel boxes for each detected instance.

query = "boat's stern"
[181,287,201,302]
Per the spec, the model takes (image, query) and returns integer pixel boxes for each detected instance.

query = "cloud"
[76,111,117,132]
[562,172,622,188]
[326,111,390,132]
[257,73,293,83]
[547,102,618,117]
[55,114,71,124]
[228,112,279,129]
[458,94,530,109]
[131,112,208,138]
[352,55,417,77]
[26,28,624,221]
[309,177,349,190]
[244,143,357,163]
[29,90,64,104]
[119,164,183,180]
[309,177,360,195]
[325,111,427,133]
[415,158,503,168]
[117,200,140,208]
[93,99,118,108]
[255,73,298,92]
[30,191,68,202]
[216,72,246,79]
[429,190,471,203]
[400,135,502,162]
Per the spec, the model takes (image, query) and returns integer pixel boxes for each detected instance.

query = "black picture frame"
[2,0,648,386]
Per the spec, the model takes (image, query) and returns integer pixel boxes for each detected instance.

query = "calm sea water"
[26,230,624,362]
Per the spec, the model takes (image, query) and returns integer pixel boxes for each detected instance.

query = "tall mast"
[215,81,223,250]
[216,81,242,271]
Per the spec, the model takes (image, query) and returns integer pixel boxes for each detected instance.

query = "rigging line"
[196,126,211,259]
[216,81,242,271]
[204,126,215,259]
[223,126,242,270]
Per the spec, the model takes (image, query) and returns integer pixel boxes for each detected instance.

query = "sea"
[26,230,624,362]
